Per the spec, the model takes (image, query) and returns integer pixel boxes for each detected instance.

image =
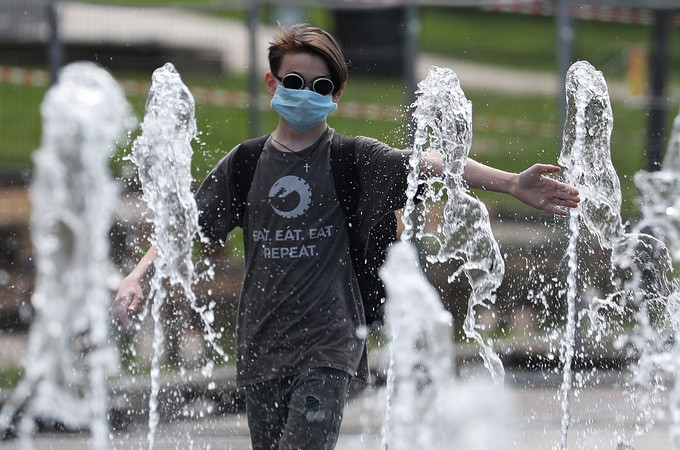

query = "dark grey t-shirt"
[195,128,411,386]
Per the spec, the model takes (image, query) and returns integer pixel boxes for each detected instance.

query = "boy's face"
[266,52,344,102]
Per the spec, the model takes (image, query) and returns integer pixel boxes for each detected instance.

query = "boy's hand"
[513,164,580,216]
[111,276,145,336]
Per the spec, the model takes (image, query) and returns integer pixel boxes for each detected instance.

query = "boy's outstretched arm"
[463,159,580,216]
[419,155,580,216]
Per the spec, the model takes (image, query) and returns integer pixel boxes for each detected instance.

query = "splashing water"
[380,242,508,450]
[128,63,226,449]
[405,66,506,382]
[557,60,614,450]
[634,107,680,261]
[658,109,680,174]
[634,107,680,448]
[380,241,454,449]
[0,62,133,449]
[381,66,507,448]
[558,60,675,449]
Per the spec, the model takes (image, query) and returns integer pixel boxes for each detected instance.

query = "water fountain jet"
[381,66,508,450]
[127,62,228,450]
[401,66,506,383]
[559,60,676,449]
[0,61,133,450]
[634,107,680,261]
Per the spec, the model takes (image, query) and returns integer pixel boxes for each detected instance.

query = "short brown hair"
[268,24,348,94]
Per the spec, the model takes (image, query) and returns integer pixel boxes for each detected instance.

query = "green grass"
[0,367,23,389]
[2,7,678,218]
[420,8,680,82]
[0,72,657,218]
[0,83,43,168]
[420,8,559,71]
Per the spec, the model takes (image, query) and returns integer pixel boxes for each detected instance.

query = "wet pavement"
[1,371,673,450]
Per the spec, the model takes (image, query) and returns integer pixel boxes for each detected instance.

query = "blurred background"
[0,0,679,390]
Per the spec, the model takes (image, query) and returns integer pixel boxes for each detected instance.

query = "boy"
[113,23,579,450]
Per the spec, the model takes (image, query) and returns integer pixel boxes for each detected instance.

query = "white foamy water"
[381,66,508,449]
[380,241,507,450]
[558,60,617,449]
[405,66,506,382]
[634,107,680,261]
[0,61,133,449]
[633,107,680,450]
[558,60,677,449]
[128,63,226,450]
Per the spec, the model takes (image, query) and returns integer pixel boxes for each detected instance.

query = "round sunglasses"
[275,73,335,96]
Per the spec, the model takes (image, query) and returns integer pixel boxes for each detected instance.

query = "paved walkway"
[1,377,672,450]
[60,2,274,74]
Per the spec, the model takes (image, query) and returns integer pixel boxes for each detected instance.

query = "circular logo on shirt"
[268,176,312,219]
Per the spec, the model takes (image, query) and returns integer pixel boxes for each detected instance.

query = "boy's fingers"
[128,294,143,314]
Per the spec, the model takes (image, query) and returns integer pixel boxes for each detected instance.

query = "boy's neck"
[272,122,328,151]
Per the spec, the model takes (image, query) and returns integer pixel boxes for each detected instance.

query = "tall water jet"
[633,107,680,449]
[380,242,454,449]
[558,60,674,449]
[634,107,680,261]
[381,66,507,449]
[128,62,226,449]
[558,59,615,450]
[0,61,133,449]
[406,66,506,382]
[380,242,507,449]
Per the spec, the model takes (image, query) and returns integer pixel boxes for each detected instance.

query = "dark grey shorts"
[244,368,351,450]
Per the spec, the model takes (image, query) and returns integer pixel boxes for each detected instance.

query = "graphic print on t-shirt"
[254,173,335,260]
[268,175,312,219]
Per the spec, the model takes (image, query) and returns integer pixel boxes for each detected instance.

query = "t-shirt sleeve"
[353,136,412,238]
[355,135,412,211]
[194,149,240,244]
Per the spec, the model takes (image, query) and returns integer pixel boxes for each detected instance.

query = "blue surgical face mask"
[270,85,338,132]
